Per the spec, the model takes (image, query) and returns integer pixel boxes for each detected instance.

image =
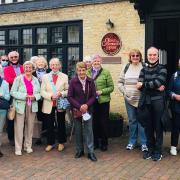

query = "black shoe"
[100,145,108,152]
[0,150,3,158]
[9,140,15,146]
[35,139,42,145]
[143,151,152,160]
[75,151,84,158]
[88,153,97,162]
[152,153,162,161]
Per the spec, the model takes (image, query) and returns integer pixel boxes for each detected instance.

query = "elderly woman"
[0,76,10,157]
[168,59,180,156]
[83,55,93,69]
[87,55,114,151]
[41,58,68,152]
[68,62,97,161]
[0,55,9,78]
[32,56,49,144]
[10,61,41,156]
[137,47,167,161]
[118,49,147,152]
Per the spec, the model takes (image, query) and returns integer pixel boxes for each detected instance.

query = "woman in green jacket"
[87,55,114,151]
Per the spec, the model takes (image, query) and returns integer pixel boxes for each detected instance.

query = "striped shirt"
[118,63,143,107]
[138,63,167,97]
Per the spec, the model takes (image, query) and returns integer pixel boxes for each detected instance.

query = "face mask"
[37,68,46,72]
[1,61,8,67]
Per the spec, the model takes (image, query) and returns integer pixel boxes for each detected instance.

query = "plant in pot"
[108,112,123,138]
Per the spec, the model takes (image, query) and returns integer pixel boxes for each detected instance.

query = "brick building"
[1,0,180,118]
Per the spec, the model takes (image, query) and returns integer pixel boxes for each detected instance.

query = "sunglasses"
[1,59,8,62]
[131,54,140,58]
[10,56,18,58]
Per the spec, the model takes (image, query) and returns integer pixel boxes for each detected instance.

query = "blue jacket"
[0,78,10,114]
[167,70,180,113]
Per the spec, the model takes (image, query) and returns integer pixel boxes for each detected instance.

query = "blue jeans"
[125,100,147,145]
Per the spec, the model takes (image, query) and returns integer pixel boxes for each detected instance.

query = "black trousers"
[44,107,66,145]
[37,100,47,133]
[93,100,109,146]
[144,99,164,154]
[7,119,14,141]
[171,112,180,147]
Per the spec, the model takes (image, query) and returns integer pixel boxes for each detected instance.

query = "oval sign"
[101,33,122,56]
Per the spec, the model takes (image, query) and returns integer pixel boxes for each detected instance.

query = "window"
[52,27,62,44]
[0,21,82,74]
[68,26,79,43]
[0,49,5,56]
[68,47,79,78]
[23,29,32,44]
[51,47,63,60]
[0,31,5,45]
[23,48,32,61]
[9,30,18,45]
[37,48,47,59]
[37,28,47,44]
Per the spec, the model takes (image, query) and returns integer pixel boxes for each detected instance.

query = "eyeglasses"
[131,54,140,58]
[1,59,8,62]
[10,56,18,59]
[148,54,157,57]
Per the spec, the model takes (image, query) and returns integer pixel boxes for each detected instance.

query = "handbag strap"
[48,74,57,94]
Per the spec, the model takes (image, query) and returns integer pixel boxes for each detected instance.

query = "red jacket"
[4,64,24,89]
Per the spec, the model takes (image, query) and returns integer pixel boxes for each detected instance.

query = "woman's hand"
[57,91,62,98]
[174,94,180,101]
[80,104,88,113]
[157,85,165,91]
[51,94,58,101]
[96,90,102,96]
[136,82,143,89]
[26,95,35,101]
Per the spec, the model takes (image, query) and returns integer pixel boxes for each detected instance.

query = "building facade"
[0,0,145,117]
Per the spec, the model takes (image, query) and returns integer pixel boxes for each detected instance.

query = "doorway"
[154,18,180,80]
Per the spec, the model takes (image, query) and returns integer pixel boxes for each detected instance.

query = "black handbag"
[0,78,10,109]
[0,96,10,109]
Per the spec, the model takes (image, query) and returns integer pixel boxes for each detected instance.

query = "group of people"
[0,46,179,162]
[119,46,180,161]
[0,51,114,162]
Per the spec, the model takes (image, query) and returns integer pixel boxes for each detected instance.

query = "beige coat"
[41,72,68,114]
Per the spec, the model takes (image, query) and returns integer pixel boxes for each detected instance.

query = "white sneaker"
[170,146,177,156]
[126,144,134,150]
[15,151,22,156]
[26,148,33,154]
[141,145,148,152]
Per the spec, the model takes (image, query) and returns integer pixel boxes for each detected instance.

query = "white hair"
[23,60,35,70]
[83,55,93,62]
[49,57,61,66]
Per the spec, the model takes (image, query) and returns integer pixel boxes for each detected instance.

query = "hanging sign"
[101,33,122,56]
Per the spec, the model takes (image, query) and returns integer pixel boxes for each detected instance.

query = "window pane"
[37,48,47,59]
[37,28,47,44]
[23,48,32,62]
[0,31,5,45]
[68,26,79,43]
[9,30,18,45]
[68,47,79,78]
[0,49,5,56]
[52,27,62,44]
[51,47,63,60]
[23,29,32,44]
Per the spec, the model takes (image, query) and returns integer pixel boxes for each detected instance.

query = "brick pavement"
[0,132,180,180]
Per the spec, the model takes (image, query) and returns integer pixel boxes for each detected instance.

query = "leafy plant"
[109,112,123,121]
